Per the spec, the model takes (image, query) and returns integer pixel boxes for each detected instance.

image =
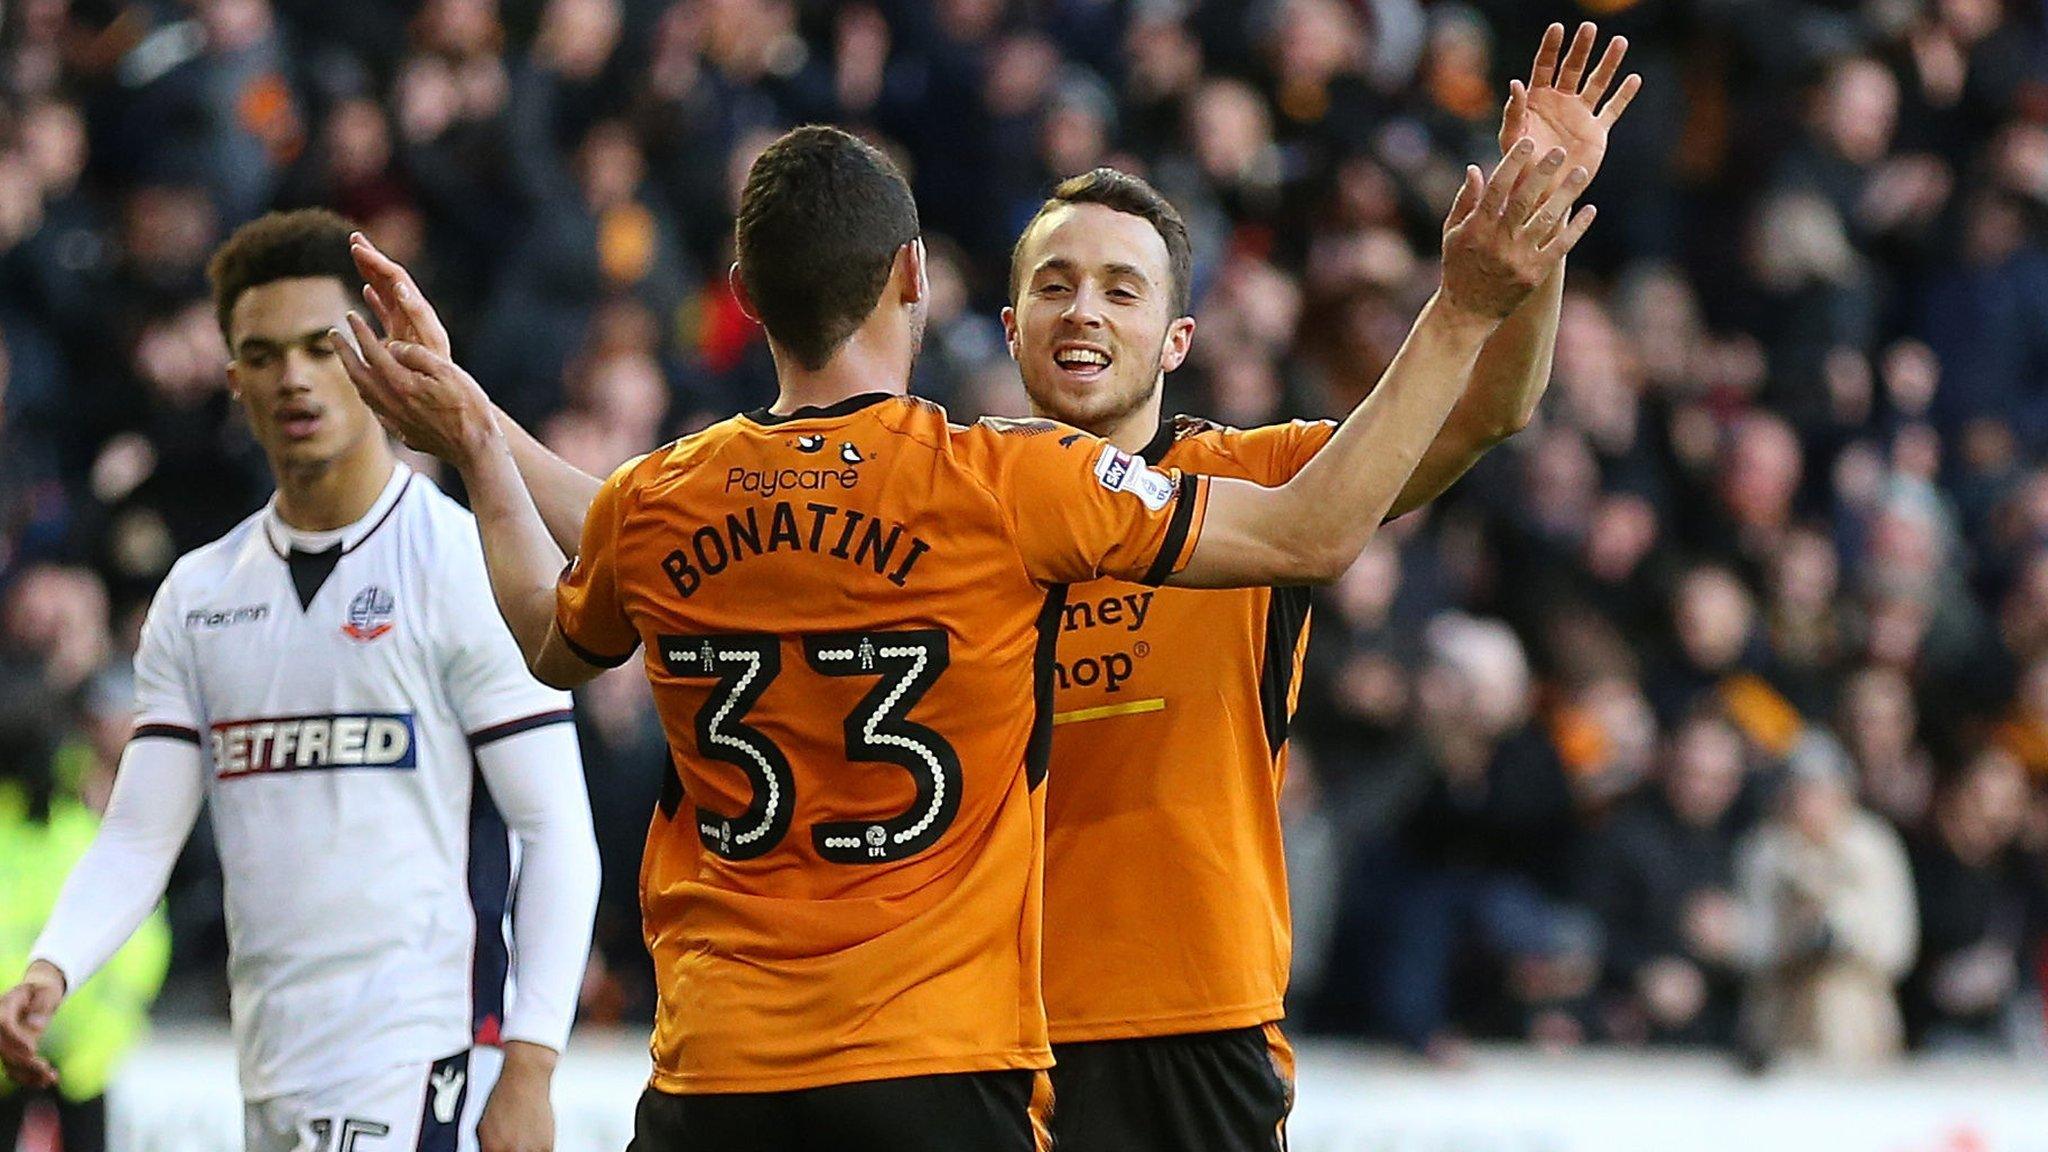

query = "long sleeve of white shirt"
[29,735,205,989]
[475,722,600,1052]
[33,572,206,991]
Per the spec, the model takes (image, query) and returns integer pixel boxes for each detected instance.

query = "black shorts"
[1048,1024,1295,1152]
[626,1069,1051,1152]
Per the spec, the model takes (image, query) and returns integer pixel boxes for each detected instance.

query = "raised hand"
[332,311,501,467]
[1440,139,1595,320]
[350,232,452,360]
[1499,22,1641,185]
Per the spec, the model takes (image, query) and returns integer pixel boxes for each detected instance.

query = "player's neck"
[1037,381,1165,456]
[1095,408,1163,456]
[766,326,912,416]
[273,437,398,533]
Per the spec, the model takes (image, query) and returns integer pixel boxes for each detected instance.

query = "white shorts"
[243,1048,503,1152]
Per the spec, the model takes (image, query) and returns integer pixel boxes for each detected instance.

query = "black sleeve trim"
[1259,587,1314,756]
[557,623,637,669]
[1139,476,1202,586]
[133,722,202,745]
[468,708,576,749]
[1025,585,1071,790]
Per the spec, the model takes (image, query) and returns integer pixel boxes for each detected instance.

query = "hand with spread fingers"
[1501,21,1641,185]
[350,231,453,360]
[331,307,502,469]
[1440,139,1596,321]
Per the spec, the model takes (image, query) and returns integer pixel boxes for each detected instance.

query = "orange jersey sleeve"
[955,418,1211,586]
[554,454,648,667]
[1209,417,1336,485]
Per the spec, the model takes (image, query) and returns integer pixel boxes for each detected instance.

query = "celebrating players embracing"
[336,123,1593,1150]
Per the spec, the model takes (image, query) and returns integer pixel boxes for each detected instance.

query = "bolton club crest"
[343,585,396,642]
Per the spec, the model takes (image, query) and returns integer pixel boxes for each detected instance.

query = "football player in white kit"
[0,209,602,1152]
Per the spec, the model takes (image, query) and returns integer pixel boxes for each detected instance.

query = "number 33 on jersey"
[661,629,955,865]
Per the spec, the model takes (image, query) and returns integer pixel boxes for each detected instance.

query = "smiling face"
[225,276,384,475]
[1004,202,1194,436]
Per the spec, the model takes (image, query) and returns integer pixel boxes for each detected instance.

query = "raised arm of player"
[1170,139,1596,588]
[495,420,600,554]
[352,234,602,552]
[1384,22,1640,521]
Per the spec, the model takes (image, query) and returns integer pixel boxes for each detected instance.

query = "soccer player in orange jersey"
[1008,25,1638,1152]
[334,123,1592,1151]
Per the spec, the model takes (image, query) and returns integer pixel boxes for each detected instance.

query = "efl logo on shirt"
[1092,443,1176,511]
[211,713,418,778]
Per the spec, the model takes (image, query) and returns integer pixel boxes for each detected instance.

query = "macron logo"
[211,713,418,779]
[185,604,269,630]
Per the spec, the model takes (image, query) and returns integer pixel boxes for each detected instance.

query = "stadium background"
[7,0,2048,1144]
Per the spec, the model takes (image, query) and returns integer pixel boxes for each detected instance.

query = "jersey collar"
[1137,416,1180,466]
[262,461,414,559]
[742,392,896,426]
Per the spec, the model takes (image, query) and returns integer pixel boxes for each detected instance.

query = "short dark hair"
[735,126,921,371]
[207,208,363,341]
[1010,168,1193,317]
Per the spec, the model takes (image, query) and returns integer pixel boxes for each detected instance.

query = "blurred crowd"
[4,0,2048,1070]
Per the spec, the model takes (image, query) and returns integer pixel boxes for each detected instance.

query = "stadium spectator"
[1367,614,1583,1058]
[1735,730,1919,1066]
[1575,710,1748,1047]
[1903,746,2034,1051]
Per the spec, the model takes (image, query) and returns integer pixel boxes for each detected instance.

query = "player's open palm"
[333,310,499,466]
[1500,22,1640,185]
[1440,138,1595,320]
[0,964,63,1090]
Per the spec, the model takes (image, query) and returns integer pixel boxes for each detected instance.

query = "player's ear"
[1159,315,1196,374]
[728,262,759,323]
[1000,305,1020,362]
[224,359,243,402]
[899,237,927,305]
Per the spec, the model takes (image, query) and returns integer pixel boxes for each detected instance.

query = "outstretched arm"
[1384,22,1640,520]
[351,234,602,552]
[498,419,601,554]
